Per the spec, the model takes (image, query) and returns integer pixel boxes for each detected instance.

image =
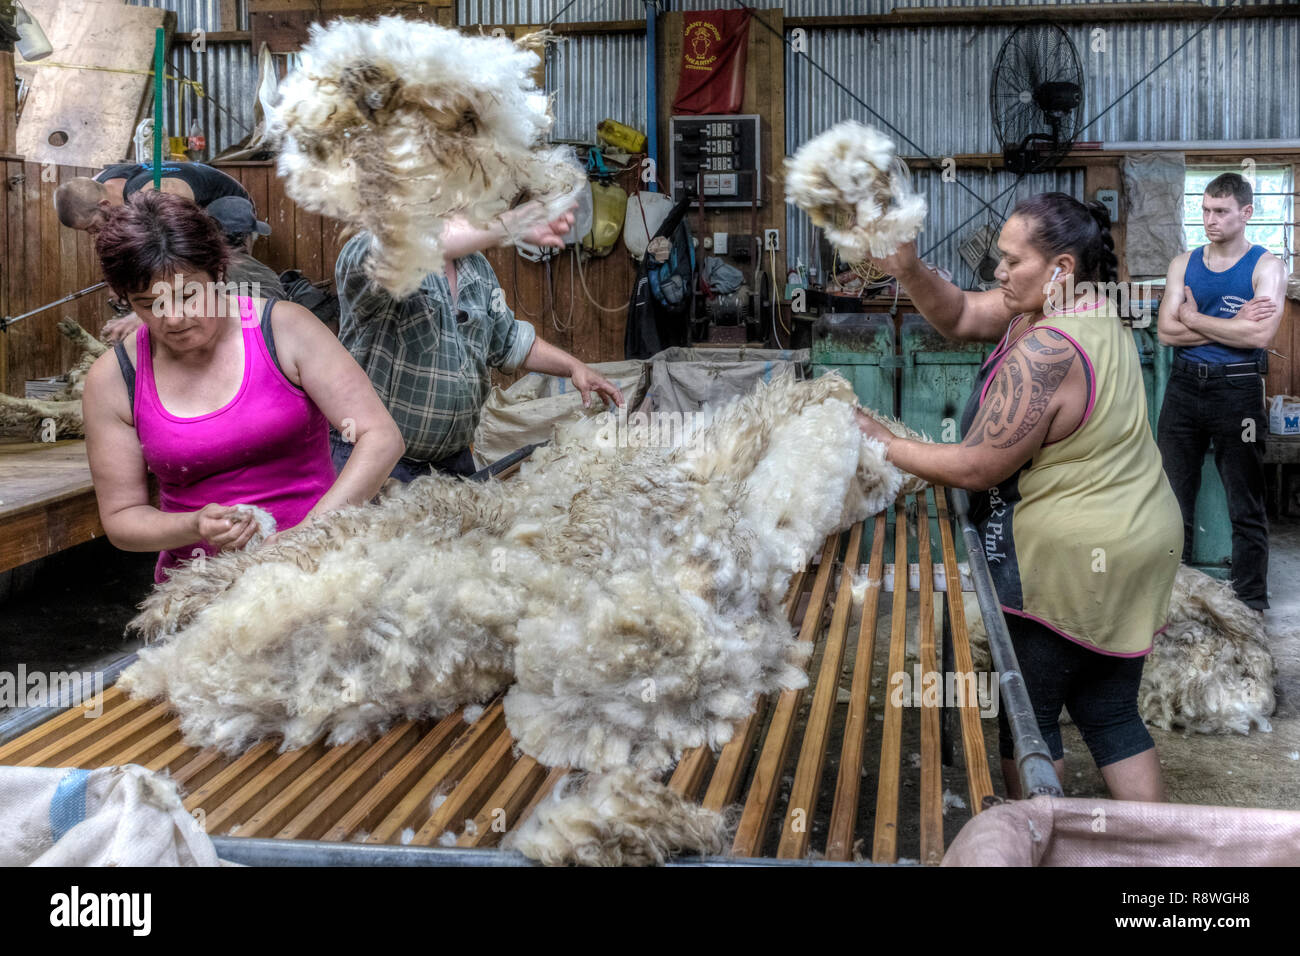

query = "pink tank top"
[133,297,335,581]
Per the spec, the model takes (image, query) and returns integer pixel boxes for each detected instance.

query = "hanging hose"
[547,246,576,334]
[574,246,627,314]
[510,251,542,320]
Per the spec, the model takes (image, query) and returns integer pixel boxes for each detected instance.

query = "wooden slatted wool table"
[0,484,996,864]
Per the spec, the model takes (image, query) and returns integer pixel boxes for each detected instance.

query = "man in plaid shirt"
[331,207,624,479]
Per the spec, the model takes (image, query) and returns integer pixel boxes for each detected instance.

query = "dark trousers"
[1156,368,1269,609]
[329,430,476,482]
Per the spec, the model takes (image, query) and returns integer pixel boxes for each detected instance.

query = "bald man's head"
[54,178,114,231]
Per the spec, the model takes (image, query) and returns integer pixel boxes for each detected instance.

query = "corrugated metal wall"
[122,0,257,158]
[547,33,648,141]
[782,15,1299,277]
[109,2,1296,273]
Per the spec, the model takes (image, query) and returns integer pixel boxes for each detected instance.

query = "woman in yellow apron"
[858,193,1182,801]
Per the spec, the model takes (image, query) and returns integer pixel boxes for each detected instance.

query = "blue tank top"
[1178,244,1267,365]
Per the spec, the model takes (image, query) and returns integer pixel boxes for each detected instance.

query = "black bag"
[623,197,695,360]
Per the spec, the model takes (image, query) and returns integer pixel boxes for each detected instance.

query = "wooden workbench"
[0,438,103,574]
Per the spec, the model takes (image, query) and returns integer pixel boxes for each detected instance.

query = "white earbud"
[1050,267,1062,281]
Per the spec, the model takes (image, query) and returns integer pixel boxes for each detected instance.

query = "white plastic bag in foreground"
[0,764,219,866]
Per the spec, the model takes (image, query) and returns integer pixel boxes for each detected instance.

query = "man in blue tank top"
[1156,173,1288,609]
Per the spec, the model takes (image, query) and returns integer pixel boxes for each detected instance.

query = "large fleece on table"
[0,319,106,440]
[785,121,927,264]
[266,16,584,298]
[1139,566,1276,735]
[121,373,922,767]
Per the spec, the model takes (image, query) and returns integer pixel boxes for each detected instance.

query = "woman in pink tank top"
[82,191,404,582]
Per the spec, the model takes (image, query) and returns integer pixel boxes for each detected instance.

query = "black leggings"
[996,613,1154,768]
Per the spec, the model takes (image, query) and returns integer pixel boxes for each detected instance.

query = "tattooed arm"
[857,328,1089,490]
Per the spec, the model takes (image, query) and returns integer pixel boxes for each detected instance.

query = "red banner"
[671,9,751,115]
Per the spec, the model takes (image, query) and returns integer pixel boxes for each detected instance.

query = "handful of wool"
[785,120,927,263]
[267,16,585,297]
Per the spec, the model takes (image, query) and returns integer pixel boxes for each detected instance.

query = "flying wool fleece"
[785,120,928,264]
[120,373,924,862]
[266,16,585,297]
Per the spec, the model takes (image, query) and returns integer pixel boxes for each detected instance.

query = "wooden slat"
[871,501,910,863]
[16,697,148,766]
[367,702,507,844]
[52,701,173,767]
[276,722,424,841]
[825,511,887,861]
[731,534,839,857]
[667,745,713,799]
[319,711,470,843]
[510,765,568,829]
[778,521,863,858]
[0,686,127,764]
[169,746,230,790]
[456,755,548,848]
[181,740,279,812]
[202,741,329,835]
[933,487,995,813]
[143,740,199,773]
[700,570,807,813]
[916,490,943,865]
[235,739,365,838]
[408,728,514,845]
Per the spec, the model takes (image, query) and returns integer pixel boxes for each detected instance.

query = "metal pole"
[208,836,873,867]
[0,281,107,331]
[153,27,164,186]
[948,487,1062,798]
[645,0,658,193]
[0,653,138,746]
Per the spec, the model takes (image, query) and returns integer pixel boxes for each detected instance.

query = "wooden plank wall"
[0,157,643,396]
[1,161,114,396]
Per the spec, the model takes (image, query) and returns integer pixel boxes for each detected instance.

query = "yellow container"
[597,118,647,155]
[582,179,628,258]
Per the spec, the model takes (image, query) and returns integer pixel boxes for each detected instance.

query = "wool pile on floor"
[120,373,922,864]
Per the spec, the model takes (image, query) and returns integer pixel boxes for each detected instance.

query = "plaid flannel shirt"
[335,233,535,462]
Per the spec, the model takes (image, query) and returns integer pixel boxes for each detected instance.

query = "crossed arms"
[1157,250,1287,351]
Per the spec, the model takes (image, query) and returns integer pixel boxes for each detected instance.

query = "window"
[1183,165,1294,269]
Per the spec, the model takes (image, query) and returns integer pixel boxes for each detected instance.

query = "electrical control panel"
[669,114,763,208]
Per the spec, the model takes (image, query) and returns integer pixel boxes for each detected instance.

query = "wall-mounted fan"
[990,24,1084,175]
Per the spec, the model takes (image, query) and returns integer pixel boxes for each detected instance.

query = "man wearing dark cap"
[205,196,286,299]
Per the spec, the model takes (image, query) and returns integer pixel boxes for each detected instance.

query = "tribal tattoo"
[965,330,1077,450]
